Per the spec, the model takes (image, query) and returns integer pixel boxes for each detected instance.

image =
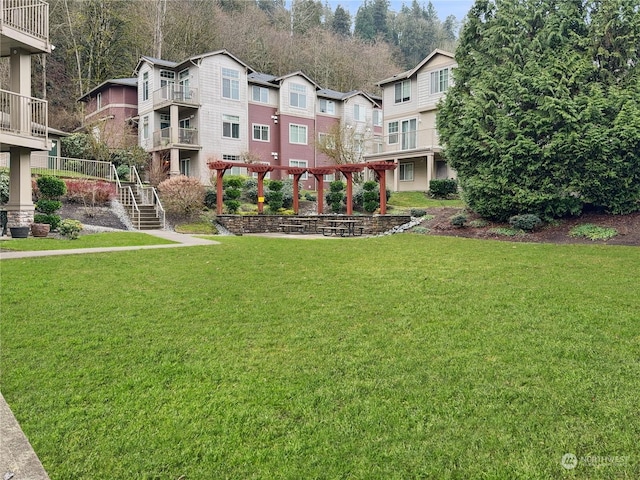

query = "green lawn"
[388,190,464,209]
[1,235,639,479]
[0,232,177,251]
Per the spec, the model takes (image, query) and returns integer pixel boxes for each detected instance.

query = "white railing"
[152,127,198,148]
[0,89,48,139]
[0,153,113,180]
[130,165,165,228]
[111,163,141,229]
[0,0,49,43]
[152,85,199,106]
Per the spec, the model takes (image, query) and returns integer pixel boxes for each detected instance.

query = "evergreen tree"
[331,5,351,37]
[437,0,640,220]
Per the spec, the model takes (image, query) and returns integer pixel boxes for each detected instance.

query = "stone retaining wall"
[216,215,411,235]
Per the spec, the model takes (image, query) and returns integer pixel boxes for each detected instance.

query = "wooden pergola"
[207,160,397,215]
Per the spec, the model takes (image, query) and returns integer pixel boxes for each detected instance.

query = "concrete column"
[393,158,399,192]
[170,105,179,144]
[426,152,435,189]
[6,147,35,227]
[170,148,180,177]
[10,48,31,95]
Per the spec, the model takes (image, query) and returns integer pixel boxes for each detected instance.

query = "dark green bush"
[326,181,345,213]
[225,200,241,214]
[34,213,61,230]
[429,179,458,198]
[450,213,467,228]
[267,180,284,211]
[35,199,62,215]
[204,189,217,209]
[116,164,130,181]
[509,214,542,232]
[304,192,316,201]
[410,208,427,217]
[36,176,67,199]
[362,181,379,213]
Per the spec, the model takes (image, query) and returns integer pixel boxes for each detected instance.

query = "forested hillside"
[2,0,459,131]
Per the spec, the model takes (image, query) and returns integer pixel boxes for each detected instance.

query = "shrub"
[468,219,489,228]
[267,180,284,212]
[59,219,83,239]
[569,224,618,241]
[304,192,316,202]
[326,181,345,213]
[0,171,9,204]
[243,178,258,203]
[204,189,217,209]
[509,214,542,232]
[34,213,61,230]
[36,176,66,199]
[362,181,379,213]
[223,175,246,189]
[158,176,205,216]
[116,164,130,181]
[410,208,427,217]
[450,213,467,227]
[224,177,243,214]
[64,180,116,205]
[35,199,62,215]
[489,227,525,237]
[412,226,429,234]
[429,179,458,198]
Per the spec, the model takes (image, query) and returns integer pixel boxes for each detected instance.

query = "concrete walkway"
[1,393,50,480]
[0,230,219,260]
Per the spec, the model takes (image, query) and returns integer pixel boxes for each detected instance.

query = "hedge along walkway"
[0,231,219,260]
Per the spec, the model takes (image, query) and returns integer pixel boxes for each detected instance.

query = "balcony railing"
[152,85,199,106]
[0,153,113,181]
[152,127,199,148]
[1,0,49,43]
[0,88,47,139]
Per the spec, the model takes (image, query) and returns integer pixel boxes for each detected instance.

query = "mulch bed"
[421,207,640,246]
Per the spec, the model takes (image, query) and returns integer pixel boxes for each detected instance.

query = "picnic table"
[318,219,364,237]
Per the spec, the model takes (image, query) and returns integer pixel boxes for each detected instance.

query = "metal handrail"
[131,165,165,229]
[110,163,140,229]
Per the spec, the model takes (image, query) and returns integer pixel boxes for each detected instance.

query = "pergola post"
[285,168,307,215]
[207,161,233,215]
[366,162,397,215]
[247,164,274,214]
[308,168,334,215]
[336,165,365,216]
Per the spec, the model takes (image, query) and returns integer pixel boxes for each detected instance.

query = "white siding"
[279,76,316,119]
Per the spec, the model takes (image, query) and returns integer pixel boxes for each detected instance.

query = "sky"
[329,0,476,22]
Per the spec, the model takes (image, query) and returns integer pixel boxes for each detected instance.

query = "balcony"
[152,127,199,150]
[152,85,199,109]
[0,0,50,55]
[0,88,49,151]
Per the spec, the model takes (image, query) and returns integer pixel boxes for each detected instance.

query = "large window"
[388,121,398,144]
[354,104,366,122]
[373,109,383,127]
[96,92,102,110]
[319,99,335,114]
[180,158,190,176]
[289,159,308,180]
[223,114,240,139]
[252,124,269,141]
[401,119,417,150]
[430,68,450,94]
[222,68,240,100]
[289,124,307,144]
[394,79,411,103]
[142,72,149,101]
[179,69,190,99]
[399,162,414,181]
[290,83,307,109]
[142,115,149,139]
[160,69,175,88]
[252,86,269,103]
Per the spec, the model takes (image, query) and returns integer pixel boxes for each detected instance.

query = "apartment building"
[81,49,382,190]
[365,49,457,191]
[1,0,52,226]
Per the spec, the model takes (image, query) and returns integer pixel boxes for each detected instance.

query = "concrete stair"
[120,182,163,230]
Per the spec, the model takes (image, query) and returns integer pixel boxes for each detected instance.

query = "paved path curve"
[0,230,219,260]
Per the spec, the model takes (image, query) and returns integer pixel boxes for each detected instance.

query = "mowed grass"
[1,235,639,479]
[388,190,464,209]
[0,232,177,251]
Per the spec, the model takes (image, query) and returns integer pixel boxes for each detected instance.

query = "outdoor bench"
[279,223,305,234]
[318,226,347,236]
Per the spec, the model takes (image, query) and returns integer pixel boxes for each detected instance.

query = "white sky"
[328,0,475,22]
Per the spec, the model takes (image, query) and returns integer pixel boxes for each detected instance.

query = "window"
[401,119,417,150]
[289,159,308,180]
[223,114,240,139]
[373,109,382,127]
[290,83,307,109]
[289,124,307,144]
[252,124,269,141]
[373,135,383,153]
[222,68,240,100]
[318,132,336,150]
[223,154,240,162]
[319,99,335,114]
[399,162,414,181]
[179,69,190,99]
[394,79,411,103]
[142,72,149,101]
[354,104,366,122]
[388,121,398,144]
[252,86,269,103]
[430,68,450,94]
[96,92,102,110]
[160,69,175,88]
[180,158,190,176]
[142,116,149,139]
